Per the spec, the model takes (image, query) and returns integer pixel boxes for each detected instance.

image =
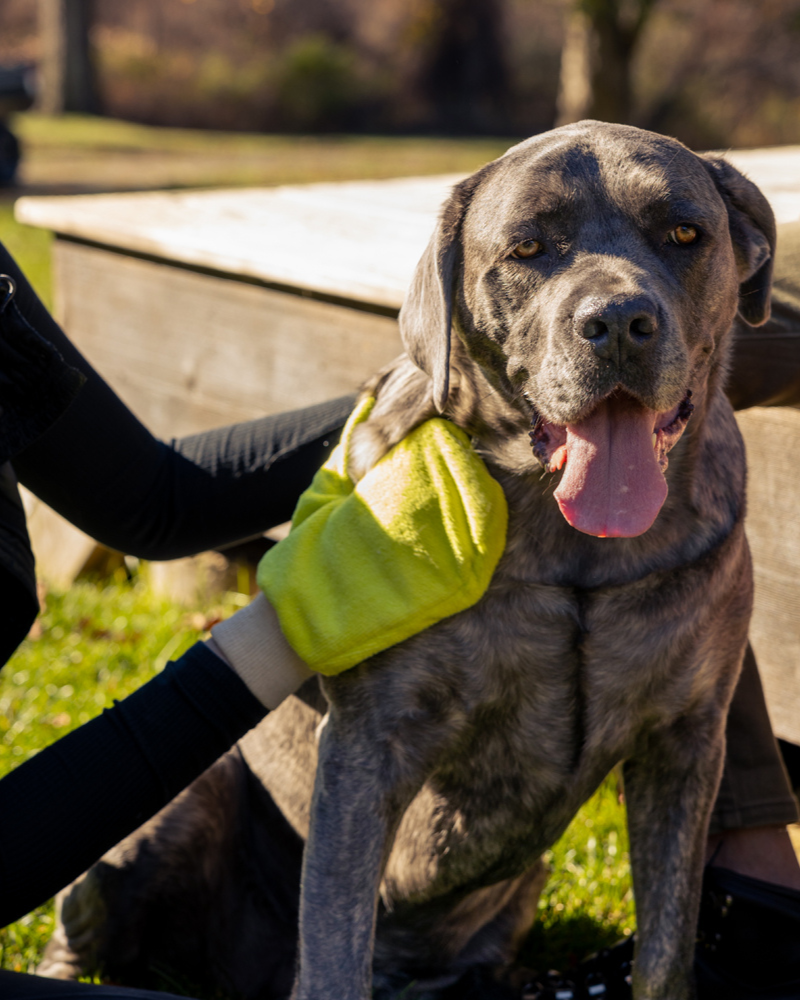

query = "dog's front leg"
[623,712,728,1000]
[292,695,437,1000]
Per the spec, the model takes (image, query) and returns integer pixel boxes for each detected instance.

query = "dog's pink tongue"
[553,395,667,537]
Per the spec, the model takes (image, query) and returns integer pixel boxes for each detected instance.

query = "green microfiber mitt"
[256,397,508,675]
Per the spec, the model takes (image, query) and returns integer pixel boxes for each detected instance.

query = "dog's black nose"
[574,296,659,362]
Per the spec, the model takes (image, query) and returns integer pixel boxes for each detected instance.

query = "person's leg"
[696,657,800,1000]
[713,219,800,893]
[707,645,800,889]
[0,970,186,999]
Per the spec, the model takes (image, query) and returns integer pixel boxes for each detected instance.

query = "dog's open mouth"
[529,390,694,538]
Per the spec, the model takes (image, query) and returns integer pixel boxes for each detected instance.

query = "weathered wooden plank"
[17,175,465,310]
[736,406,800,745]
[725,146,800,224]
[53,240,403,439]
[14,149,800,314]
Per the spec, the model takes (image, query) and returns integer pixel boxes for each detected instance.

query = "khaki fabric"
[711,645,798,834]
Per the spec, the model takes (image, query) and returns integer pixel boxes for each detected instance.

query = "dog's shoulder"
[345,357,438,482]
[347,349,529,483]
[690,386,748,523]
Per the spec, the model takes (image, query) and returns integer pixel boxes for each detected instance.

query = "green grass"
[526,777,634,973]
[11,112,516,192]
[0,205,52,311]
[14,113,513,161]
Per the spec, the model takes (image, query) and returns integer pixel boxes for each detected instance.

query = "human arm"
[0,642,265,928]
[0,241,354,559]
[0,396,507,925]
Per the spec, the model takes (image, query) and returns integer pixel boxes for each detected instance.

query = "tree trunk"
[417,0,509,133]
[38,0,99,114]
[556,0,653,126]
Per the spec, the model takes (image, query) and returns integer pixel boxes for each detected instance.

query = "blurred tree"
[273,34,360,130]
[38,0,99,114]
[14,0,799,146]
[414,0,510,132]
[556,0,658,125]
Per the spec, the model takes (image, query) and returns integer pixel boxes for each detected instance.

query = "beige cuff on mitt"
[209,593,313,710]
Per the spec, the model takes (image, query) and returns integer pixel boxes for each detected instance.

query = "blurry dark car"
[0,64,35,186]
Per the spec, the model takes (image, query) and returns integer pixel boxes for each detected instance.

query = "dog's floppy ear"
[399,177,477,412]
[700,155,776,326]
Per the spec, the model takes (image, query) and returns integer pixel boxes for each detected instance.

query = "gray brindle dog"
[42,121,775,1000]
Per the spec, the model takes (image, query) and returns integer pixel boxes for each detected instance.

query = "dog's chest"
[378,572,710,902]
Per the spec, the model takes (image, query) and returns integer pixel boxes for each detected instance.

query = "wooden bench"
[15,146,800,743]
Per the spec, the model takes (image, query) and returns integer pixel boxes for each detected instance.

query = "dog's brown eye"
[512,239,543,259]
[669,224,699,246]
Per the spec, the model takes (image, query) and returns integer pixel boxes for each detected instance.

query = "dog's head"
[399,121,775,539]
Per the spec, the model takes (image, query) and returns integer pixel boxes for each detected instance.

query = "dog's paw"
[36,921,86,981]
[37,869,109,980]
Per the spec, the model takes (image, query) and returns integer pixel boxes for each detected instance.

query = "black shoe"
[439,964,520,999]
[569,938,633,999]
[569,866,800,1000]
[695,865,800,998]
[520,971,584,999]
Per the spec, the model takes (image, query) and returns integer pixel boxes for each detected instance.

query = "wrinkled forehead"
[463,126,726,243]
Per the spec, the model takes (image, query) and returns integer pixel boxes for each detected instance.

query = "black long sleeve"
[0,242,356,560]
[0,244,352,927]
[0,643,266,927]
[14,389,355,560]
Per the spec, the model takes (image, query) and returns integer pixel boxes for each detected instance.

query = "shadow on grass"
[72,912,632,1000]
[518,911,631,978]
